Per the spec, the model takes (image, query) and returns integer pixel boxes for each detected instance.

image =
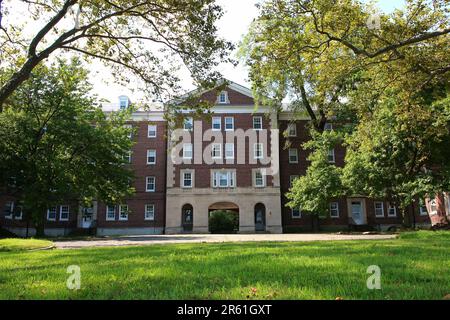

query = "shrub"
[209,210,239,234]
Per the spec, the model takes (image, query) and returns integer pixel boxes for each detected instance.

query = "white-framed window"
[254,170,265,188]
[182,171,193,188]
[324,123,333,131]
[253,116,263,130]
[419,199,428,216]
[330,202,339,218]
[119,96,129,110]
[147,149,156,164]
[47,206,57,221]
[124,151,132,164]
[289,175,298,188]
[429,199,438,216]
[218,91,228,104]
[254,143,263,159]
[146,176,156,192]
[184,117,193,131]
[212,171,236,188]
[212,117,221,131]
[328,149,335,163]
[183,143,193,159]
[124,124,133,139]
[14,204,23,220]
[148,124,157,138]
[225,143,234,159]
[106,205,116,221]
[374,201,385,217]
[292,207,301,219]
[119,205,128,221]
[211,143,222,159]
[287,123,297,137]
[289,148,298,164]
[388,203,397,217]
[145,204,155,221]
[3,201,13,219]
[225,117,234,131]
[59,205,69,221]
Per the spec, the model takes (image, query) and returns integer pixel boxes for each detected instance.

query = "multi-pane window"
[124,151,132,164]
[145,204,155,221]
[253,116,262,130]
[60,205,69,221]
[324,123,333,131]
[119,97,129,110]
[184,117,193,131]
[225,143,234,159]
[212,171,235,188]
[254,143,263,159]
[388,203,397,217]
[124,124,133,139]
[148,124,157,138]
[330,202,339,218]
[212,117,221,131]
[292,207,301,218]
[328,149,335,163]
[146,176,156,192]
[289,148,298,163]
[147,150,156,164]
[419,199,428,216]
[287,123,297,137]
[225,117,234,131]
[47,207,57,221]
[182,171,193,188]
[3,201,13,219]
[374,202,384,217]
[211,143,222,159]
[429,199,438,215]
[289,175,298,188]
[254,170,265,188]
[218,91,228,104]
[183,143,193,159]
[14,204,23,220]
[106,205,116,221]
[119,205,128,221]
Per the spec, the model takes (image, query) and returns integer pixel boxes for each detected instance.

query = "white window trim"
[146,176,156,192]
[212,170,236,188]
[387,204,397,217]
[330,202,339,218]
[124,124,133,139]
[324,123,333,131]
[218,91,229,104]
[147,150,156,165]
[289,148,298,164]
[254,143,264,159]
[291,207,302,219]
[119,205,128,221]
[225,117,234,131]
[212,117,222,131]
[145,204,155,221]
[59,205,69,221]
[225,143,235,159]
[328,149,336,163]
[184,117,193,131]
[419,204,428,216]
[181,170,194,189]
[106,205,116,221]
[14,205,23,220]
[4,201,13,219]
[287,123,297,137]
[253,116,263,130]
[147,124,157,138]
[47,207,57,221]
[289,175,299,188]
[254,169,266,188]
[374,201,385,218]
[183,143,193,159]
[211,143,222,159]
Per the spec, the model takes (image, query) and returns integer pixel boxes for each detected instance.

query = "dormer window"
[218,91,229,104]
[119,95,130,110]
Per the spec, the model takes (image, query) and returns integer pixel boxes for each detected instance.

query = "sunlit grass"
[0,238,54,252]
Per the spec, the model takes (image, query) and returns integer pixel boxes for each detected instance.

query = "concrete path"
[54,233,397,249]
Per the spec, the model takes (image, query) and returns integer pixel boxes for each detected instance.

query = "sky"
[84,0,407,103]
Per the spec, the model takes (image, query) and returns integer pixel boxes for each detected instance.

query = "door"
[351,201,363,225]
[182,204,193,232]
[81,205,94,229]
[255,203,266,232]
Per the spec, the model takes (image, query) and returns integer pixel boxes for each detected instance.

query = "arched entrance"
[254,203,266,232]
[208,202,239,234]
[182,204,193,232]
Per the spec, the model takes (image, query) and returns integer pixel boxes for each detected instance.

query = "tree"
[0,58,135,236]
[0,0,233,109]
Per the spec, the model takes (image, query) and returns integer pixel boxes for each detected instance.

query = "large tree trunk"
[425,193,449,230]
[33,207,47,238]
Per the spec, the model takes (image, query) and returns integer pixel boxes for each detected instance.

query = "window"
[330,202,339,218]
[3,201,13,219]
[182,171,193,188]
[289,175,298,188]
[254,170,265,188]
[184,117,193,131]
[60,205,69,221]
[183,144,193,159]
[47,207,57,221]
[292,207,301,218]
[328,149,335,163]
[287,123,297,137]
[14,204,23,220]
[419,200,428,216]
[212,117,221,131]
[124,151,132,164]
[124,124,133,139]
[225,143,234,159]
[148,124,157,138]
[212,171,235,188]
[374,201,384,217]
[119,205,128,221]
[119,96,129,110]
[106,205,116,221]
[218,91,228,104]
[254,143,263,159]
[147,150,156,164]
[145,204,155,221]
[146,176,156,192]
[324,123,333,131]
[253,116,262,130]
[388,203,397,217]
[429,199,438,216]
[225,117,234,131]
[211,143,222,159]
[289,149,298,163]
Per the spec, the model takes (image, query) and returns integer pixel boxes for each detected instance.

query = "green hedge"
[209,210,239,234]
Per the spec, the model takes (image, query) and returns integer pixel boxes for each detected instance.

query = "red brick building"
[1,81,441,236]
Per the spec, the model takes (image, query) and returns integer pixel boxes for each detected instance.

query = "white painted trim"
[119,205,128,221]
[146,176,156,192]
[59,205,70,221]
[330,202,339,218]
[145,204,155,221]
[147,149,157,165]
[106,205,116,221]
[374,201,385,217]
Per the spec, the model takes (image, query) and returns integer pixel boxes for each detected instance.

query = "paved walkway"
[54,233,396,249]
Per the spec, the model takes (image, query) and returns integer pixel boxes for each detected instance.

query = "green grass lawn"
[0,231,448,300]
[0,238,54,252]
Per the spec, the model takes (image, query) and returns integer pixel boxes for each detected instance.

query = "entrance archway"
[182,204,193,232]
[208,202,239,234]
[254,203,266,231]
